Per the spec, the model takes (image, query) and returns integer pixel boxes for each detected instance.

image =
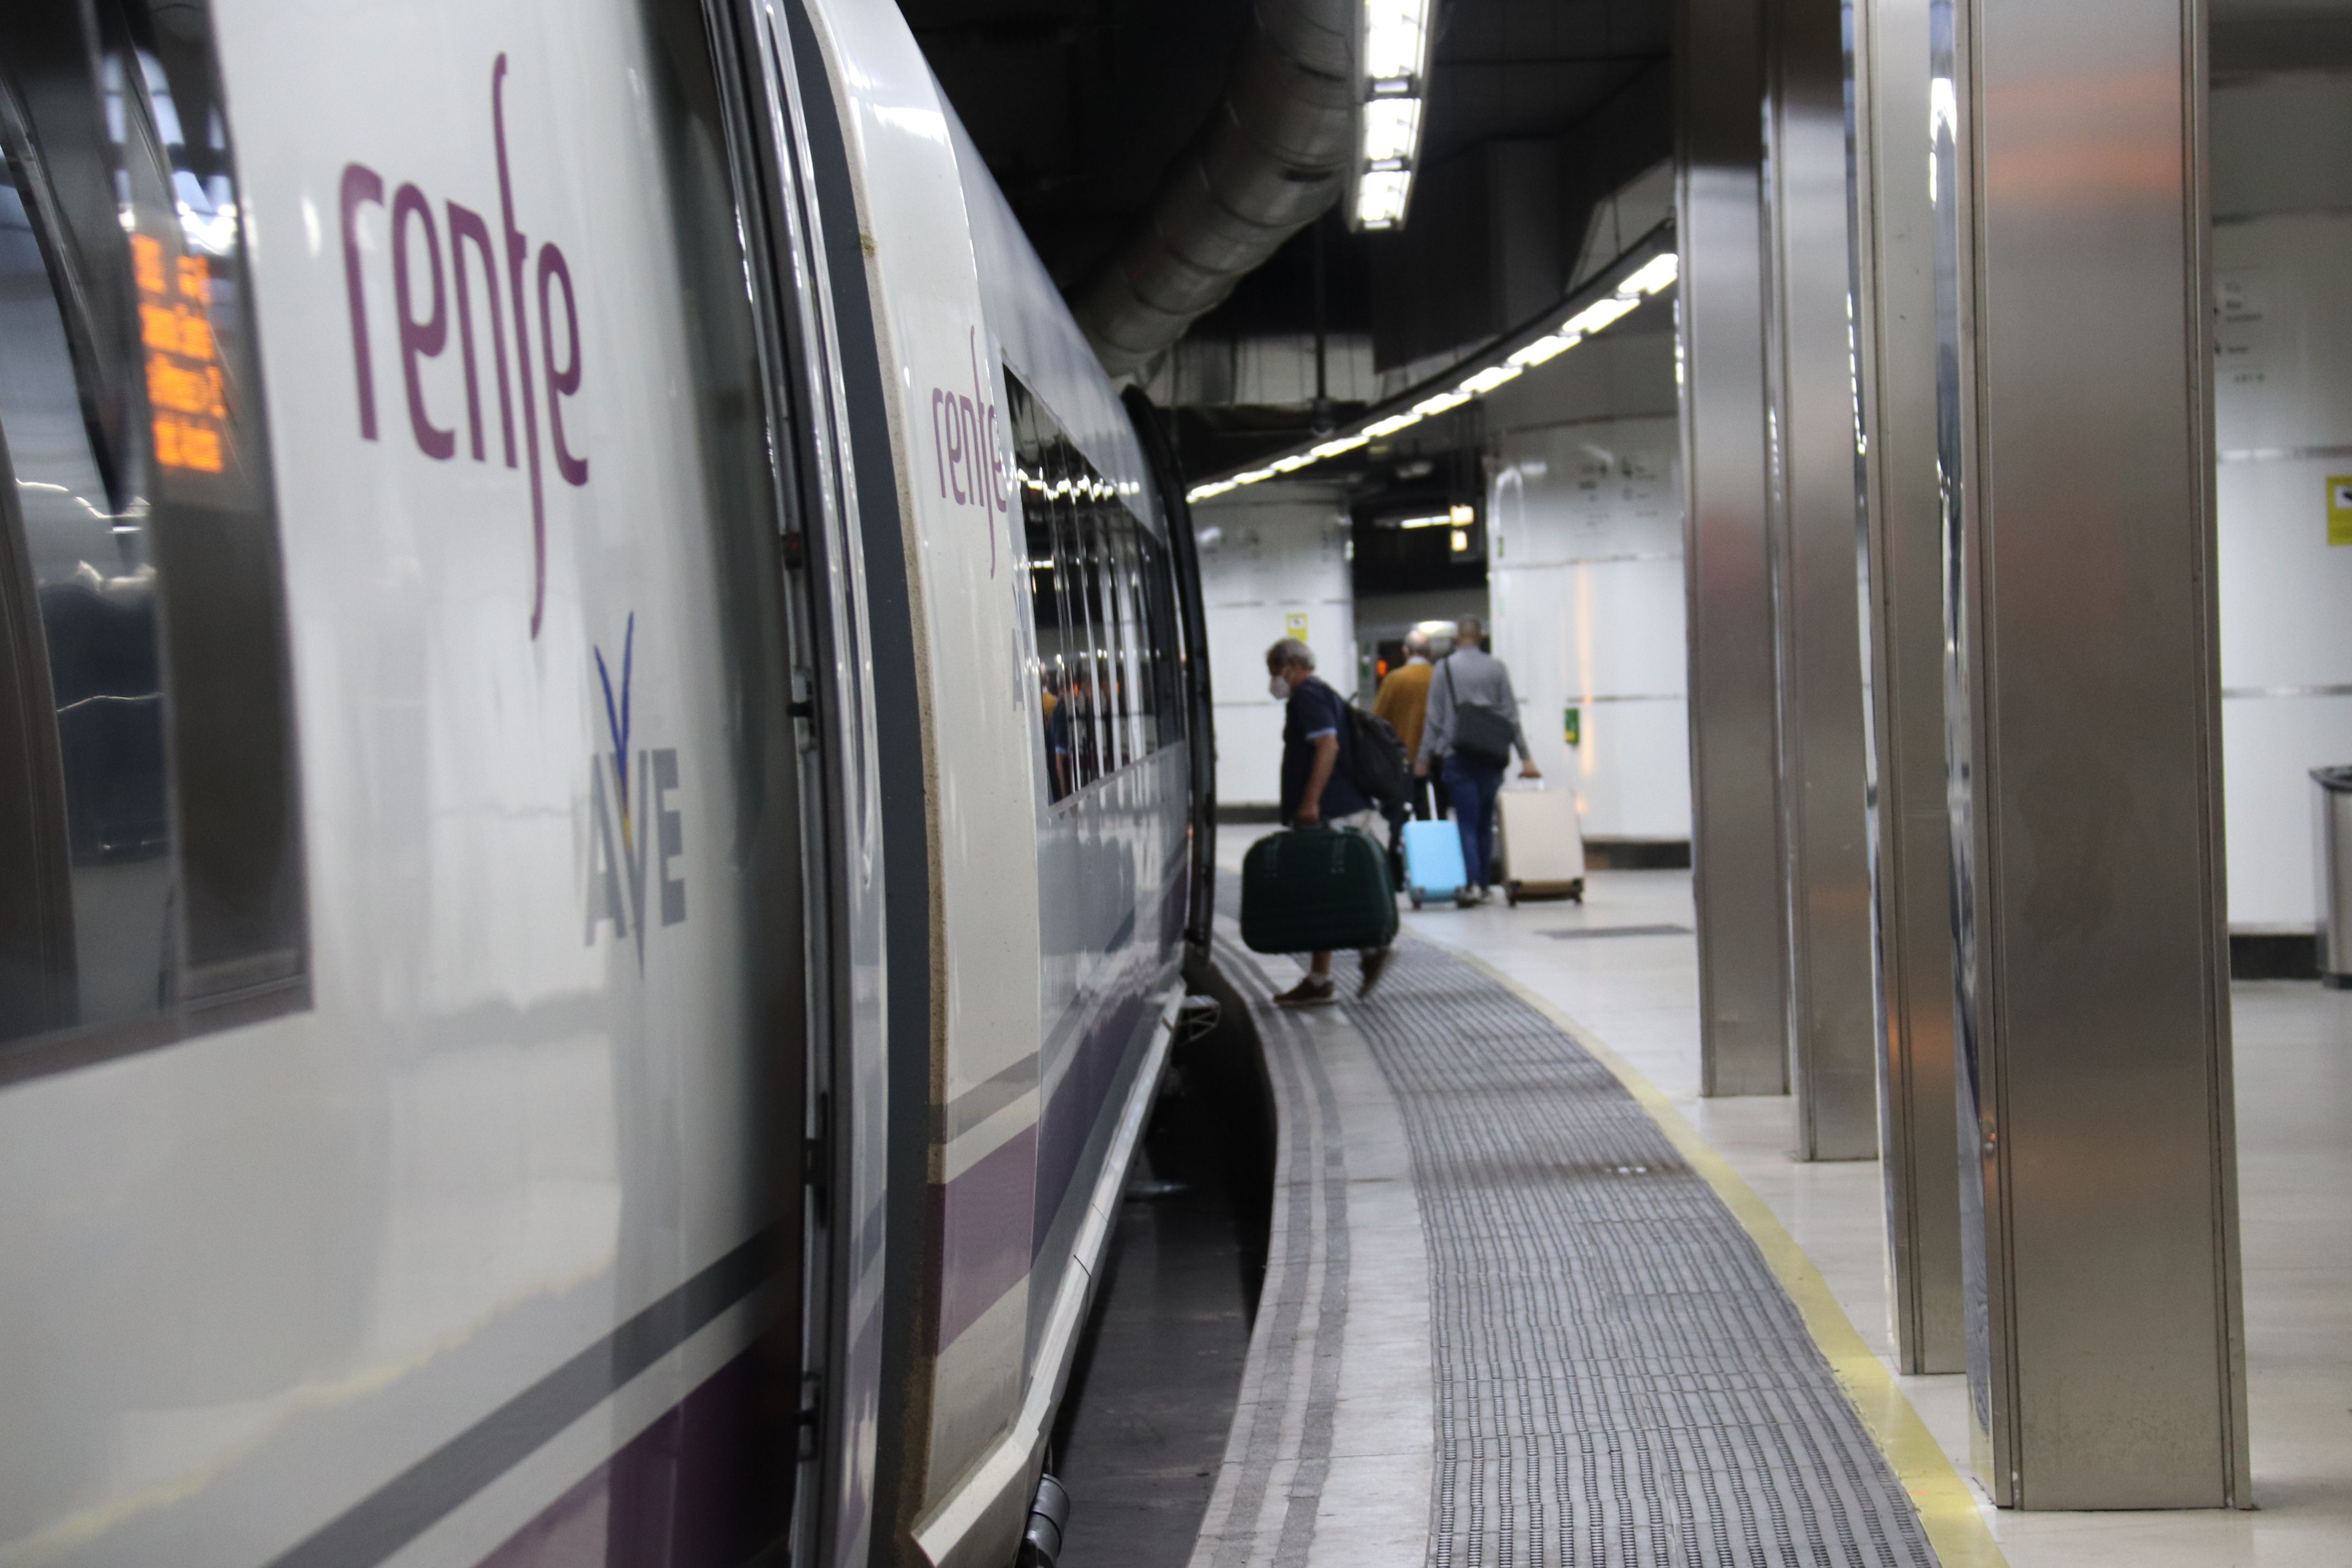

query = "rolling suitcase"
[1400,818,1468,909]
[1240,826,1398,954]
[1495,782,1586,905]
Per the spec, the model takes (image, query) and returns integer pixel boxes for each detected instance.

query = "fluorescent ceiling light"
[1356,168,1412,228]
[1362,97,1422,163]
[1562,295,1640,336]
[1449,503,1475,524]
[1507,333,1577,367]
[1620,253,1679,296]
[1397,514,1450,529]
[1184,242,1671,496]
[1364,0,1430,80]
[1458,363,1522,395]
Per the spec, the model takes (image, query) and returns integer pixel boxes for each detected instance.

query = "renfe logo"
[930,329,1007,575]
[339,55,587,638]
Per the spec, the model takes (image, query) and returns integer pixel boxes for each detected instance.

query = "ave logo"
[585,614,686,954]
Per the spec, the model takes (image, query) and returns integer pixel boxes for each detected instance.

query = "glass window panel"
[1151,533,1185,743]
[1111,513,1153,758]
[1005,377,1072,802]
[1079,499,1114,774]
[1047,439,1099,789]
[0,0,306,1070]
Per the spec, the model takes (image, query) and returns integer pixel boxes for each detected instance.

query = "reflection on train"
[1013,372,1186,807]
[0,1,1212,1566]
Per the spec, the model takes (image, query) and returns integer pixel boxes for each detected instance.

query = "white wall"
[1194,484,1354,809]
[1476,318,1689,843]
[2212,72,2352,929]
[1487,414,1690,841]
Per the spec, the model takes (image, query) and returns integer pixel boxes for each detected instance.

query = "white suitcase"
[1495,782,1586,904]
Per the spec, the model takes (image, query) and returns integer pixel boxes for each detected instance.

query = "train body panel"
[0,1,1200,1565]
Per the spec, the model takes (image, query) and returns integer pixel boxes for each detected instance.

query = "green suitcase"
[1240,826,1398,954]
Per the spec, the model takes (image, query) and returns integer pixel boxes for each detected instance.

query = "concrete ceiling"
[906,0,1672,358]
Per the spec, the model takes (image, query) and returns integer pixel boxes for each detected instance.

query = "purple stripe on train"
[925,852,1188,1350]
[474,1352,790,1568]
[932,1123,1040,1350]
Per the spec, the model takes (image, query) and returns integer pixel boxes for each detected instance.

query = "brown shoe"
[1358,945,1393,999]
[1272,976,1337,1008]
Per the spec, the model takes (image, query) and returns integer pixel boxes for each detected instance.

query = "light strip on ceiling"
[1352,0,1433,230]
[1184,236,1679,504]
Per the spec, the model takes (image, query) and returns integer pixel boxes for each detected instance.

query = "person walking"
[1374,628,1442,821]
[1416,615,1539,903]
[1266,637,1394,1006]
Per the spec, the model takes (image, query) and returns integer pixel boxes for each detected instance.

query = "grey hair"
[1266,636,1315,672]
[1403,627,1431,654]
[1456,614,1485,640]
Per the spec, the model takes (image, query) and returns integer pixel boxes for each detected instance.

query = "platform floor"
[1204,832,2352,1568]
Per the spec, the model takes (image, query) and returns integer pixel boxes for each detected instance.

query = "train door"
[692,5,896,1565]
[1121,389,1218,966]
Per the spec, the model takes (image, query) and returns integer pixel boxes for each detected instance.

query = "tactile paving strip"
[1343,937,1941,1568]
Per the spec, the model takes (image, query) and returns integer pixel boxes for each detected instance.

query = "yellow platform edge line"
[1428,939,2008,1568]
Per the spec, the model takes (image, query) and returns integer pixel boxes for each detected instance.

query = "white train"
[0,2,1215,1566]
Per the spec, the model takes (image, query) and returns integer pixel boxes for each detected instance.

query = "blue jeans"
[1441,753,1506,888]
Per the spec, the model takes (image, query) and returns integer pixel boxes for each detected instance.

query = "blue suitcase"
[1401,819,1468,908]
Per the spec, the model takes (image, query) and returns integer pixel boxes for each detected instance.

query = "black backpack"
[1344,703,1411,808]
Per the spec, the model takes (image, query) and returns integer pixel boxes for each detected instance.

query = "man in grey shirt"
[1417,615,1540,902]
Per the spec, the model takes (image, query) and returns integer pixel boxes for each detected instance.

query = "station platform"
[1194,837,2352,1568]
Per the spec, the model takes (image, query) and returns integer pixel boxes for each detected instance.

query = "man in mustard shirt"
[1374,628,1441,820]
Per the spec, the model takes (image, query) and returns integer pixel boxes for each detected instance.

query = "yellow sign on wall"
[2329,475,2352,547]
[1285,611,1309,641]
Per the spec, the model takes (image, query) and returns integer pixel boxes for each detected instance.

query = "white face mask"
[1268,673,1294,700]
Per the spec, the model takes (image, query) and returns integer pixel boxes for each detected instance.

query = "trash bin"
[2317,766,2352,990]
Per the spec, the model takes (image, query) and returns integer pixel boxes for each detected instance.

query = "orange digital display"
[133,232,228,474]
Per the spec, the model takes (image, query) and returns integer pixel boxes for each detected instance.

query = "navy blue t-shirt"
[1280,676,1370,824]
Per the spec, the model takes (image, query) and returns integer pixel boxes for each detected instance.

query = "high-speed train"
[0,1,1215,1565]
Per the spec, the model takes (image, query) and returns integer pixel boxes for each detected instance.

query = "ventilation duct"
[1072,0,1354,379]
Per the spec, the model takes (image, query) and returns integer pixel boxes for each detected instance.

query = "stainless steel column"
[1931,0,2251,1507]
[1761,0,1878,1159]
[1678,0,1790,1097]
[1848,0,1966,1371]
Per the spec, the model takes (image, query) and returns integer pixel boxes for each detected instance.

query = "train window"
[1136,530,1183,745]
[1002,369,1182,805]
[0,0,306,1074]
[1009,383,1073,802]
[1109,514,1153,759]
[1083,502,1125,774]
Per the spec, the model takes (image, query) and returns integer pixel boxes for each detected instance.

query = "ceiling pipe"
[1072,0,1355,379]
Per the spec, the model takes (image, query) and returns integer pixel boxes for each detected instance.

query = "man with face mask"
[1265,637,1392,1005]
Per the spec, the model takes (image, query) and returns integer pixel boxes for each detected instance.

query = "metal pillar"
[1677,0,1790,1098]
[1761,0,1878,1159]
[1931,0,2251,1507]
[1847,0,1966,1370]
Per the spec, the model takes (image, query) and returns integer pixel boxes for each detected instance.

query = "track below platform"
[1053,967,1274,1568]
